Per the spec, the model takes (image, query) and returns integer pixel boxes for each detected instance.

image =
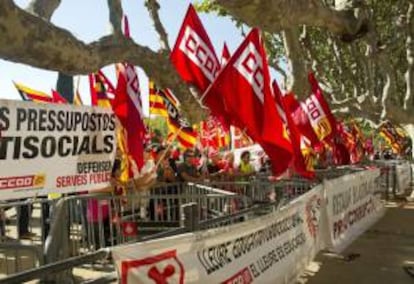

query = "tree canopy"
[0,0,413,124]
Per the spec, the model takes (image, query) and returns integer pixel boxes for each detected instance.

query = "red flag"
[51,90,68,104]
[221,42,231,66]
[114,63,146,170]
[171,4,220,92]
[304,72,337,142]
[203,28,292,175]
[283,92,320,146]
[273,81,315,179]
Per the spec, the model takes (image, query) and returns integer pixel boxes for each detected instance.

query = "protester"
[177,149,204,182]
[238,150,256,180]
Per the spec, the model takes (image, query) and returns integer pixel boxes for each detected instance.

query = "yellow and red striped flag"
[149,80,168,117]
[14,82,53,103]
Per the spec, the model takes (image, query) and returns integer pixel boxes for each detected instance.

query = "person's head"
[183,149,196,164]
[225,152,235,164]
[240,151,251,163]
[209,150,221,164]
[154,145,167,161]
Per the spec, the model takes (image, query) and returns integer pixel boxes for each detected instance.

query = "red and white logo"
[233,42,264,104]
[0,175,45,190]
[121,250,184,284]
[301,96,332,141]
[179,26,219,82]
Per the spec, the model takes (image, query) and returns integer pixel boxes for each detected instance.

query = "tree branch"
[26,0,61,20]
[145,0,170,52]
[107,0,123,36]
[0,1,202,121]
[213,0,369,41]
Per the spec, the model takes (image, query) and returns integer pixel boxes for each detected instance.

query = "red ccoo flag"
[303,72,337,143]
[203,28,292,175]
[170,4,220,92]
[221,42,231,66]
[273,81,315,179]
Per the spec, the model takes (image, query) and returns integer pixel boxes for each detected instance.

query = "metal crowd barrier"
[0,162,406,282]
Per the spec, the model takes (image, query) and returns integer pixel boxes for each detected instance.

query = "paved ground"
[300,200,414,284]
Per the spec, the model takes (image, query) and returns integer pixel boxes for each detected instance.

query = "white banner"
[323,169,385,252]
[0,99,116,200]
[112,185,324,284]
[395,162,411,195]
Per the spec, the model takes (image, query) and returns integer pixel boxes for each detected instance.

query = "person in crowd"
[177,149,204,182]
[17,202,34,239]
[238,150,256,180]
[207,151,225,180]
[154,146,176,183]
[223,152,236,177]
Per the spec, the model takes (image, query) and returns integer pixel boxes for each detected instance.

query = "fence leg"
[181,203,199,232]
[42,199,72,283]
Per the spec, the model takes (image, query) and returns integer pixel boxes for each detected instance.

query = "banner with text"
[0,99,116,200]
[112,185,325,284]
[323,168,385,252]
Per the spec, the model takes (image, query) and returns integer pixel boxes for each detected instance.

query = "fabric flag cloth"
[114,62,146,170]
[89,71,115,108]
[170,4,230,127]
[332,122,351,165]
[73,90,83,106]
[273,81,315,179]
[51,90,68,104]
[199,116,230,151]
[148,80,168,117]
[170,4,220,92]
[304,72,337,143]
[14,82,54,103]
[230,126,254,149]
[378,121,404,153]
[221,42,231,66]
[160,88,198,149]
[203,28,292,175]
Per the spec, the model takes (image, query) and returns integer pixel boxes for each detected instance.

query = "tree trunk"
[404,3,414,110]
[282,27,308,97]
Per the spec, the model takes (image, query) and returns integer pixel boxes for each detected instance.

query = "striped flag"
[89,71,115,108]
[149,80,168,117]
[14,82,54,103]
[73,90,83,106]
[160,88,197,149]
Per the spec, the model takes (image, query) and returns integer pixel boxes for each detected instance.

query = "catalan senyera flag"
[51,90,68,104]
[379,121,405,154]
[89,71,115,108]
[14,82,54,103]
[149,80,168,117]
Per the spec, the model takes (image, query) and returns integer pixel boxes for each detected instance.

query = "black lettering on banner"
[22,136,39,159]
[108,114,116,131]
[41,136,57,158]
[78,136,90,155]
[103,135,114,153]
[57,111,65,131]
[0,107,10,130]
[0,137,13,159]
[58,136,72,157]
[47,110,56,131]
[38,109,47,131]
[74,112,82,131]
[89,113,97,131]
[91,136,103,154]
[13,136,21,159]
[28,109,37,130]
[16,108,27,131]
